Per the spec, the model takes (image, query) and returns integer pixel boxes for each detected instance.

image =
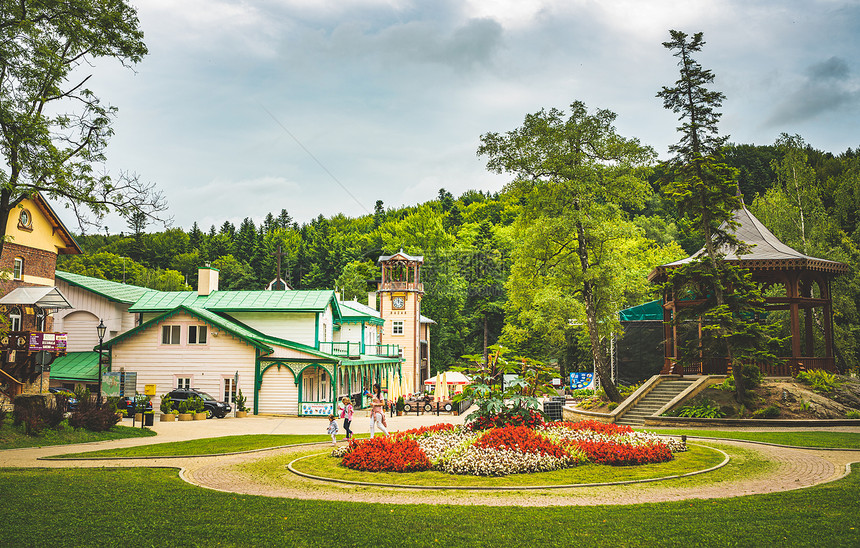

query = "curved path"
[2,415,859,507]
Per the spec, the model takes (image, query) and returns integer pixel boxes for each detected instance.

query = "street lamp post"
[97,320,106,404]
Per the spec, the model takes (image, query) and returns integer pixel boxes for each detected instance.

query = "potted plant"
[191,395,207,420]
[133,394,151,423]
[159,393,175,422]
[396,396,405,416]
[235,389,248,418]
[177,400,192,421]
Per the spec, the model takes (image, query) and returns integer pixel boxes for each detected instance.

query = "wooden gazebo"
[649,206,849,376]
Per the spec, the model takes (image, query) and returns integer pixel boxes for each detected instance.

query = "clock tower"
[377,250,431,390]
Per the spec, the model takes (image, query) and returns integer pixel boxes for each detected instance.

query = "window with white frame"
[9,306,21,331]
[34,307,45,331]
[223,376,236,404]
[176,377,191,390]
[161,325,181,344]
[13,258,23,280]
[392,320,404,335]
[188,325,208,344]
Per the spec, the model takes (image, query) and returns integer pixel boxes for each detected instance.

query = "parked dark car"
[48,388,77,411]
[167,388,231,418]
[116,395,153,417]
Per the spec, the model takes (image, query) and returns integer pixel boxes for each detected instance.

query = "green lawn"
[1,464,858,547]
[647,429,860,449]
[0,421,155,449]
[53,434,337,458]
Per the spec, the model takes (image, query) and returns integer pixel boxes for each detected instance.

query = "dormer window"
[13,258,23,280]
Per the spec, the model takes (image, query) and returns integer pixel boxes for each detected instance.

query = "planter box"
[134,413,143,422]
[160,413,175,422]
[194,412,207,420]
[178,413,193,421]
[236,411,247,418]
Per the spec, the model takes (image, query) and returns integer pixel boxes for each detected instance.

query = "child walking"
[326,414,338,446]
[339,397,354,439]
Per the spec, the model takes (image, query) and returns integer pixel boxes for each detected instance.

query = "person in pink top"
[339,396,354,439]
[369,383,388,437]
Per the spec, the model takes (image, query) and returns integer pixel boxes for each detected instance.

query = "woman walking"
[369,383,388,437]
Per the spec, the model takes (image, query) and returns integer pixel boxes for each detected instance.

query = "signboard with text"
[28,332,67,352]
[570,372,594,390]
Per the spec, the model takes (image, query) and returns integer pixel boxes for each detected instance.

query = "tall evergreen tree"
[658,30,778,402]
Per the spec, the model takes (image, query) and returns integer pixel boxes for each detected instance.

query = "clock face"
[392,296,405,309]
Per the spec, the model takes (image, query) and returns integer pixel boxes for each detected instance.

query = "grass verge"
[646,429,860,449]
[0,463,858,547]
[287,444,724,487]
[0,421,156,450]
[53,434,336,458]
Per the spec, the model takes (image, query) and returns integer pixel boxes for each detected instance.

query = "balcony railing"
[365,344,402,358]
[318,342,402,359]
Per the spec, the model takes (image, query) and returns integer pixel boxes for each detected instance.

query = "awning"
[49,351,100,382]
[0,286,73,309]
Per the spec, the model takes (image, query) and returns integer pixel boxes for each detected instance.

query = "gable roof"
[11,192,82,255]
[378,249,424,263]
[339,301,384,325]
[100,305,339,362]
[55,270,157,304]
[129,289,341,316]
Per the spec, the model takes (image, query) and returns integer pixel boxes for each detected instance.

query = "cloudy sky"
[82,0,860,233]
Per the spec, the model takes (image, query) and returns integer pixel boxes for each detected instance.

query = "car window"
[198,392,215,401]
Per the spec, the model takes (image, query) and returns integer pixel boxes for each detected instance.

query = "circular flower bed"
[335,420,686,477]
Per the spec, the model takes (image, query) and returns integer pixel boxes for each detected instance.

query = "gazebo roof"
[649,205,849,281]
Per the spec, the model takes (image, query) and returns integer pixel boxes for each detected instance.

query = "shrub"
[236,390,247,412]
[13,394,62,435]
[68,394,121,432]
[341,436,431,472]
[751,405,781,419]
[796,369,841,393]
[178,401,188,414]
[0,410,5,428]
[670,399,726,418]
[846,410,860,419]
[159,393,173,414]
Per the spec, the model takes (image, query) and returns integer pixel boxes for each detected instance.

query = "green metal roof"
[55,271,158,304]
[50,351,100,382]
[340,355,403,366]
[129,289,340,315]
[619,299,664,322]
[101,306,339,362]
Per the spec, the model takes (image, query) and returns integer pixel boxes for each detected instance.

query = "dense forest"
[58,136,860,380]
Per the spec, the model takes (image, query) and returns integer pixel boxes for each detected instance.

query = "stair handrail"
[610,375,676,422]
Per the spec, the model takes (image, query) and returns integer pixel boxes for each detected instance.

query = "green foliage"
[178,401,188,414]
[751,405,781,419]
[846,410,860,419]
[159,394,173,414]
[189,396,204,414]
[796,369,842,393]
[670,399,726,418]
[235,390,248,413]
[335,260,379,303]
[455,345,554,426]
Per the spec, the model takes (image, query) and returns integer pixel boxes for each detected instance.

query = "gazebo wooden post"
[823,278,834,362]
[788,272,802,371]
[802,280,814,356]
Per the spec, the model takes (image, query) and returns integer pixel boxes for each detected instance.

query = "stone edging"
[284,442,730,491]
[645,417,860,427]
[674,435,860,452]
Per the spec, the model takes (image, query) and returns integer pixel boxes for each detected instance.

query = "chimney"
[198,266,220,296]
[367,291,377,310]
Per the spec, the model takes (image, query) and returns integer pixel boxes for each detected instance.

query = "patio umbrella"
[400,374,409,398]
[434,371,442,401]
[389,370,400,403]
[439,371,449,401]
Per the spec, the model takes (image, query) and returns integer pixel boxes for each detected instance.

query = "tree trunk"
[575,215,621,403]
[482,312,488,366]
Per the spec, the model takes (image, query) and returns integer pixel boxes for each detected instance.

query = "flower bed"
[337,420,685,476]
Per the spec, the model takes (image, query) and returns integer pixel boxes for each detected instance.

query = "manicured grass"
[1,464,858,547]
[54,434,337,458]
[648,429,860,449]
[288,444,725,487]
[0,421,156,450]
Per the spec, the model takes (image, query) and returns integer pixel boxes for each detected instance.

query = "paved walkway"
[2,414,859,507]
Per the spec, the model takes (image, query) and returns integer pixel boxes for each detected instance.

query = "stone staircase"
[616,379,695,426]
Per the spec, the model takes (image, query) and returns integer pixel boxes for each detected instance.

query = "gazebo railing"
[662,356,836,376]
